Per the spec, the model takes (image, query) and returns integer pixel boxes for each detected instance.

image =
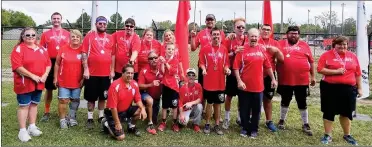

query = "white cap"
[186,68,197,75]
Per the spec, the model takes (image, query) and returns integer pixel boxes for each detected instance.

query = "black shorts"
[263,76,275,99]
[45,58,57,90]
[277,85,309,98]
[161,85,179,109]
[225,74,238,97]
[320,81,357,121]
[205,90,225,104]
[84,76,111,102]
[114,72,138,81]
[197,67,203,87]
[104,106,138,137]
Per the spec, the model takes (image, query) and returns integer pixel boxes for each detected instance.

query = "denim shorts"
[17,90,42,106]
[58,87,81,99]
[141,92,152,101]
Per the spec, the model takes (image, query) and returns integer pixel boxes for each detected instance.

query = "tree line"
[2,8,372,35]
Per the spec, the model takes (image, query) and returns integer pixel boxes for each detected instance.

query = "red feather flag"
[262,0,273,39]
[175,0,191,73]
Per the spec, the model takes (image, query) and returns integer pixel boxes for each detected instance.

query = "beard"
[97,27,106,33]
[288,37,299,45]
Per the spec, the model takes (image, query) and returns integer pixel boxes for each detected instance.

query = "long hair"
[162,29,175,44]
[142,28,155,40]
[17,27,36,46]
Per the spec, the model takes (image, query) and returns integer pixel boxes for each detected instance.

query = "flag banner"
[175,0,191,72]
[262,0,273,39]
[356,1,370,99]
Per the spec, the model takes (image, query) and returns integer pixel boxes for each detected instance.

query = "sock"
[300,109,309,124]
[173,119,177,124]
[280,106,289,120]
[69,100,80,119]
[45,103,50,113]
[29,123,36,128]
[20,128,27,132]
[225,111,230,121]
[162,119,166,123]
[129,124,135,128]
[99,110,104,118]
[88,112,93,119]
[237,110,241,121]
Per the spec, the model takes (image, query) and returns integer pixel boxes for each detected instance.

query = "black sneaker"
[86,119,94,129]
[302,124,313,136]
[278,119,285,130]
[128,126,140,137]
[343,135,358,146]
[213,125,224,135]
[40,113,50,122]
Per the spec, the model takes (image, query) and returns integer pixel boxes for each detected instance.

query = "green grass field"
[1,39,372,146]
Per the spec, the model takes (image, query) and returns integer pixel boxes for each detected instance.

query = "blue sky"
[3,1,372,28]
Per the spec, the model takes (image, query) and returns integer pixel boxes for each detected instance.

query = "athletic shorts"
[263,75,276,99]
[225,73,238,97]
[114,72,138,81]
[205,90,225,104]
[84,76,111,102]
[45,58,57,90]
[161,85,179,109]
[104,106,138,137]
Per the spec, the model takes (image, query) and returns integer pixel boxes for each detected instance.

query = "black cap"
[205,14,216,20]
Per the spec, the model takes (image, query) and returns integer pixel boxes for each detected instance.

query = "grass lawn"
[1,40,17,69]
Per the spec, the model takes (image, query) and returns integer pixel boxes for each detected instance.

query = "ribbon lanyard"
[124,33,133,51]
[96,32,107,49]
[285,40,299,57]
[52,28,63,49]
[212,44,221,68]
[333,49,347,68]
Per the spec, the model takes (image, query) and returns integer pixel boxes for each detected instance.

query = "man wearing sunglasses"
[39,12,70,122]
[258,24,284,133]
[178,68,203,133]
[276,26,315,136]
[112,18,141,81]
[81,16,115,129]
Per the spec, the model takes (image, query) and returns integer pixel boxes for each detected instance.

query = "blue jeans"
[238,91,263,133]
[16,90,42,106]
[58,87,81,99]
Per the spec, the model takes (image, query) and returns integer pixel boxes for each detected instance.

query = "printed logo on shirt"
[115,84,120,92]
[172,99,178,106]
[95,37,109,42]
[333,58,353,62]
[50,35,67,40]
[77,54,82,60]
[218,94,225,102]
[103,90,108,98]
[131,88,135,96]
[39,49,44,54]
[194,91,198,95]
[207,52,223,58]
[16,46,21,53]
[245,51,263,57]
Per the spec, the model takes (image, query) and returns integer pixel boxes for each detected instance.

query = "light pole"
[244,0,247,22]
[81,9,84,33]
[280,0,283,33]
[314,16,319,34]
[308,9,310,32]
[115,0,118,30]
[329,1,332,35]
[199,10,201,28]
[341,3,346,35]
[234,12,236,19]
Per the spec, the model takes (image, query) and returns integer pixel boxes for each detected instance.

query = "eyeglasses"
[125,25,135,28]
[262,28,271,31]
[98,22,107,26]
[148,57,158,60]
[187,74,195,77]
[206,18,215,21]
[212,33,220,36]
[237,26,245,29]
[24,34,36,38]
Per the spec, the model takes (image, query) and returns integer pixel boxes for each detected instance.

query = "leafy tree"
[2,9,36,27]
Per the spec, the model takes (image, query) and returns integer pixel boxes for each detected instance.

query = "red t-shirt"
[233,45,271,92]
[161,43,184,78]
[224,35,248,70]
[106,79,141,113]
[161,54,180,92]
[317,49,361,86]
[112,31,141,73]
[258,38,280,76]
[82,32,114,77]
[138,40,161,72]
[138,66,164,99]
[277,40,314,86]
[199,44,229,91]
[56,45,83,89]
[178,82,203,111]
[195,28,226,51]
[11,43,51,94]
[39,28,70,58]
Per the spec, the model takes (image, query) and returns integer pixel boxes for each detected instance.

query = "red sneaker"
[172,123,180,132]
[193,124,201,133]
[146,124,157,135]
[158,122,166,132]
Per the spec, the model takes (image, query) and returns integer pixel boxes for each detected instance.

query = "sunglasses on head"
[187,73,195,77]
[237,26,245,29]
[24,34,36,37]
[148,56,158,60]
[125,25,135,28]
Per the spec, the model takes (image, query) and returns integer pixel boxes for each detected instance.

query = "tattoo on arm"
[82,53,88,69]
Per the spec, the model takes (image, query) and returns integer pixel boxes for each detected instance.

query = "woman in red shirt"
[11,27,51,142]
[138,28,161,73]
[53,30,83,129]
[161,29,185,81]
[317,36,362,145]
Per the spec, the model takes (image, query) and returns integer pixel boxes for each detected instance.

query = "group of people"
[10,11,362,146]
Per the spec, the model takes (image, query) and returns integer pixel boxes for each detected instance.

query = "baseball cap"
[205,14,216,20]
[186,68,197,75]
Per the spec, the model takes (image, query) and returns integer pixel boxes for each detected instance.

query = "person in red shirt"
[317,36,362,145]
[161,29,185,82]
[157,43,180,132]
[11,27,51,142]
[199,27,230,135]
[257,24,284,132]
[138,28,161,73]
[222,18,248,129]
[52,30,83,129]
[190,14,226,115]
[233,28,277,138]
[178,68,203,133]
[101,64,147,141]
[112,18,141,80]
[39,12,70,122]
[138,51,163,135]
[81,16,115,129]
[276,26,316,136]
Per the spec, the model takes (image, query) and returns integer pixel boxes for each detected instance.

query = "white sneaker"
[18,130,31,142]
[28,126,42,136]
[222,119,230,129]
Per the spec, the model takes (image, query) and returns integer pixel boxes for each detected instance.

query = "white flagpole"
[91,0,98,31]
[356,1,370,99]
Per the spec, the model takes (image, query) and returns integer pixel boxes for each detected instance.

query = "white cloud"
[2,1,372,28]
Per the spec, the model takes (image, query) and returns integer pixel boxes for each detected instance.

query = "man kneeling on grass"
[101,64,147,141]
[178,68,203,133]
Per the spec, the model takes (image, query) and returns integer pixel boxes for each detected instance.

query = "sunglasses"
[237,26,245,29]
[187,74,196,77]
[24,34,36,38]
[262,28,271,31]
[125,25,135,28]
[148,57,158,60]
[98,22,107,26]
[206,18,215,21]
